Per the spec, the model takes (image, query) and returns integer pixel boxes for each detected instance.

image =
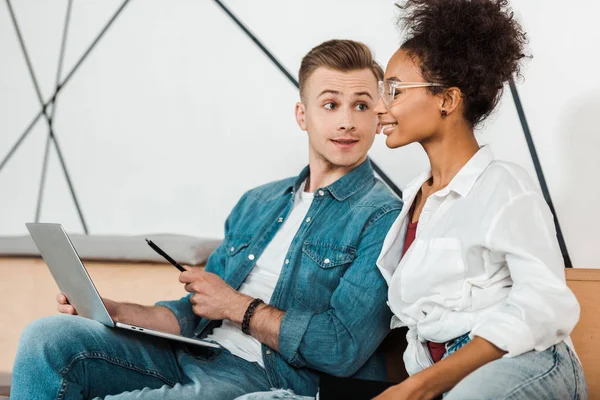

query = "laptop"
[25,222,219,349]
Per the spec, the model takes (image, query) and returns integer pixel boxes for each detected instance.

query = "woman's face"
[374,49,444,149]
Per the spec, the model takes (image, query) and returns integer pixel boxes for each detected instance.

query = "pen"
[145,238,186,272]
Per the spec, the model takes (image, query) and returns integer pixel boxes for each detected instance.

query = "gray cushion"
[0,234,221,266]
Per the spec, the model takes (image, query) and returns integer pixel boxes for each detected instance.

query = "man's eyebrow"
[318,89,341,97]
[318,90,374,100]
[354,91,373,100]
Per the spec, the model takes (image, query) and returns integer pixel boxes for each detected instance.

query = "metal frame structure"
[0,0,572,267]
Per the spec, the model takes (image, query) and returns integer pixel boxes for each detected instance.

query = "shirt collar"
[403,146,495,199]
[286,158,375,201]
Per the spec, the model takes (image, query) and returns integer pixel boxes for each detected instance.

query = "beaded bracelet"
[242,298,264,335]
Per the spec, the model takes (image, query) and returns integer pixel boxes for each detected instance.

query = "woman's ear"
[439,87,463,117]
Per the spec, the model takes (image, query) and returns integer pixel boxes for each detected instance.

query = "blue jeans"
[11,314,271,399]
[237,337,587,400]
[443,339,587,399]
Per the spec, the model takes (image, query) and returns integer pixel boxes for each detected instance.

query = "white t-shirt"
[205,182,314,367]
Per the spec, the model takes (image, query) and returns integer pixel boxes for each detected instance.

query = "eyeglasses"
[378,80,446,108]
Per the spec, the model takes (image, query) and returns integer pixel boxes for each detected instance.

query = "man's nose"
[338,109,356,131]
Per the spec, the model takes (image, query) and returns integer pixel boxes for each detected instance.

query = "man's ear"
[439,87,463,116]
[295,102,307,131]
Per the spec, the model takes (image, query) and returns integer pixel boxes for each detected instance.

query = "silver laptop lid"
[25,222,114,327]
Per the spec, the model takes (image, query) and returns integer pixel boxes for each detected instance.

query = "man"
[11,39,402,399]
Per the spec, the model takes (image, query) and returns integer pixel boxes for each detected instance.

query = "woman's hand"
[373,375,430,400]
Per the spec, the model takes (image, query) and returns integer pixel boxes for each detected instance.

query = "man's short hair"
[298,39,384,101]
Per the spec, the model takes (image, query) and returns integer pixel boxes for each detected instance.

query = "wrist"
[241,298,264,335]
[107,299,121,322]
[408,372,434,400]
[228,293,253,325]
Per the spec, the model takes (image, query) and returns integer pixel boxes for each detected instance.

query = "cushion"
[0,233,221,266]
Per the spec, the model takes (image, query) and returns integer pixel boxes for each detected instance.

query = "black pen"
[145,238,186,272]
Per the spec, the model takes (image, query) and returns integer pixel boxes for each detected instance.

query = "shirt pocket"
[295,241,356,313]
[225,235,252,257]
[400,237,466,302]
[223,235,253,276]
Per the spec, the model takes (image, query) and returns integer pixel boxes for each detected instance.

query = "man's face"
[295,68,379,170]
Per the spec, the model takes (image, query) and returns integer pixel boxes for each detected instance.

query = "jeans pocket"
[442,332,471,360]
[563,343,588,398]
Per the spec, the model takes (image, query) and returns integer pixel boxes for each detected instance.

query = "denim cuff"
[155,294,197,337]
[278,306,314,367]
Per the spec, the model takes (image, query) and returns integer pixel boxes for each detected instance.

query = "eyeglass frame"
[378,80,447,108]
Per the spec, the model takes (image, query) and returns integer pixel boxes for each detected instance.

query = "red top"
[401,204,447,363]
[401,201,419,258]
[401,219,419,258]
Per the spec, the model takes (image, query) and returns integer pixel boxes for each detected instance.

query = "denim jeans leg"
[102,346,272,400]
[11,314,183,400]
[234,389,315,400]
[444,341,588,400]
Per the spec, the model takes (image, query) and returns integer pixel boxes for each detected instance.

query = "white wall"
[1,0,599,267]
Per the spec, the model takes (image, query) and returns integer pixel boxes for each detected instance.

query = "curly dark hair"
[396,0,528,126]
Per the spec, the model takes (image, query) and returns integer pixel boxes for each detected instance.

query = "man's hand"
[179,268,284,350]
[179,269,252,322]
[56,292,120,320]
[56,293,78,315]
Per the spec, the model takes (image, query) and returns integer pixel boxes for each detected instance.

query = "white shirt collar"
[403,146,495,200]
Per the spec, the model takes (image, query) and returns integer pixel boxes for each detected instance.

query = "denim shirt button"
[248,254,255,261]
[266,350,272,355]
[305,217,311,223]
[318,190,325,196]
[285,259,290,265]
[324,258,331,265]
[278,217,284,223]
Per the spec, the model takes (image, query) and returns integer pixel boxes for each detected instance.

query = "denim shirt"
[157,159,402,396]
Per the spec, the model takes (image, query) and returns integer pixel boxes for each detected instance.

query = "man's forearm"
[227,293,284,351]
[113,301,181,335]
[248,304,284,351]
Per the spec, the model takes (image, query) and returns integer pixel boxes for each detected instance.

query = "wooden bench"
[565,268,600,397]
[0,257,598,397]
[0,257,189,396]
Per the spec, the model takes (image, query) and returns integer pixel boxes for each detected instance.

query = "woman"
[373,0,586,398]
[238,1,587,399]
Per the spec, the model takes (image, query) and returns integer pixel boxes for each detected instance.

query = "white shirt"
[376,146,580,375]
[206,182,314,367]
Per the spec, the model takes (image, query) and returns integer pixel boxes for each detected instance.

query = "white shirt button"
[285,259,290,265]
[278,217,283,223]
[318,190,325,196]
[248,254,255,261]
[324,258,331,265]
[305,217,311,223]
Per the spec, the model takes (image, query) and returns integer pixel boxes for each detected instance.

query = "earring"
[441,109,447,117]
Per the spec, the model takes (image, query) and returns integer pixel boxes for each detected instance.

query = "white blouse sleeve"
[470,191,580,357]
